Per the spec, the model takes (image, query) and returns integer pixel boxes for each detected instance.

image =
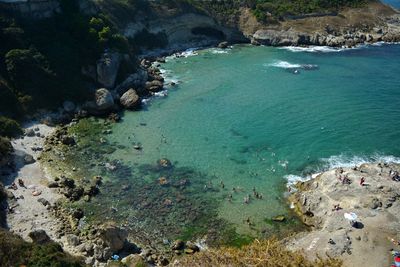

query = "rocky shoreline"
[2,4,400,266]
[2,41,400,267]
[286,162,400,267]
[0,120,174,266]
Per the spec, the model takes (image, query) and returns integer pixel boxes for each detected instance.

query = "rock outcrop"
[115,68,148,95]
[97,52,121,89]
[287,163,400,267]
[145,80,163,92]
[95,88,114,111]
[28,229,51,244]
[0,0,60,19]
[98,222,127,252]
[120,89,140,109]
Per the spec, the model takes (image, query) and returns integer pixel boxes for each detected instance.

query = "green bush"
[0,116,22,137]
[5,48,58,109]
[0,78,22,116]
[0,136,13,161]
[0,229,83,267]
[250,0,367,20]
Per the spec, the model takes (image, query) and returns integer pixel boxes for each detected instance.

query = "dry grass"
[173,238,342,267]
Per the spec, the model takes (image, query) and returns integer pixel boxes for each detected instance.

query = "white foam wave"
[267,61,319,70]
[141,98,151,105]
[281,42,400,53]
[267,61,302,69]
[280,46,346,53]
[174,48,199,58]
[284,153,400,188]
[153,90,168,97]
[284,174,311,188]
[321,154,400,170]
[209,48,230,54]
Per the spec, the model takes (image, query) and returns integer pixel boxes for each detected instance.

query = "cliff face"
[124,12,247,52]
[244,1,400,47]
[0,0,60,18]
[2,0,399,49]
[121,0,400,51]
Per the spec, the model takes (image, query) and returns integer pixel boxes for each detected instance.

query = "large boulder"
[217,41,229,48]
[98,222,127,252]
[120,89,140,109]
[95,88,114,111]
[121,254,145,267]
[145,80,163,92]
[115,68,148,95]
[28,229,51,244]
[63,101,76,113]
[252,29,309,46]
[97,52,121,88]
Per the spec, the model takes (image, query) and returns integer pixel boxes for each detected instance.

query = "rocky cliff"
[248,1,400,46]
[0,0,60,18]
[124,12,247,53]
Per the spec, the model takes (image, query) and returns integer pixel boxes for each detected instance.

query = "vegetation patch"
[0,229,83,267]
[175,238,342,266]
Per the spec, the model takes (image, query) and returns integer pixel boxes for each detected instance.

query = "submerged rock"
[157,158,172,169]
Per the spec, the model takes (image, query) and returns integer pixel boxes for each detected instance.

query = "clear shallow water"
[106,44,400,237]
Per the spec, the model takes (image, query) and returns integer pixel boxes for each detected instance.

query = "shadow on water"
[43,118,309,249]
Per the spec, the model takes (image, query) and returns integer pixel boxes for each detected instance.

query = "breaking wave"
[266,60,319,70]
[284,153,400,188]
[280,46,347,53]
[267,61,302,69]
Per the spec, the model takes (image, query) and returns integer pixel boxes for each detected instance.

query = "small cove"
[52,43,400,248]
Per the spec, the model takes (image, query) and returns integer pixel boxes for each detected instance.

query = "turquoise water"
[105,44,400,238]
[383,0,400,8]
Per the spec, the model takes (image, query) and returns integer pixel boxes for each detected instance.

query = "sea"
[63,41,400,246]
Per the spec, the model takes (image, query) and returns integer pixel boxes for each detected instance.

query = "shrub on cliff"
[0,116,22,137]
[175,238,342,267]
[0,78,22,117]
[0,182,7,202]
[0,229,83,267]
[0,137,13,164]
[251,0,367,20]
[5,48,58,109]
